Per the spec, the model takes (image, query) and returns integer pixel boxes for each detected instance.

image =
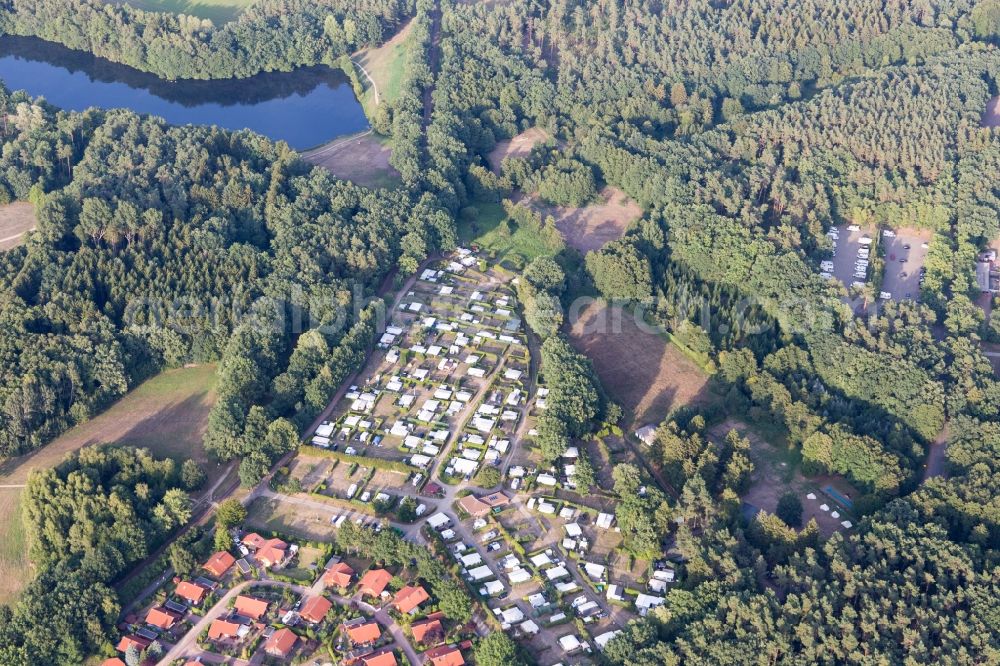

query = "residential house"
[324,562,355,588]
[424,645,465,666]
[208,619,242,640]
[362,648,398,666]
[101,659,126,666]
[175,581,208,606]
[393,585,430,615]
[344,619,382,646]
[264,627,298,658]
[358,568,392,597]
[145,606,181,630]
[481,492,509,509]
[203,551,236,578]
[255,538,290,568]
[300,595,334,624]
[234,595,269,621]
[410,616,444,644]
[115,635,151,654]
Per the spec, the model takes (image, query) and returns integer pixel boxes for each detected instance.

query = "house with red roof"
[116,635,150,654]
[175,581,208,605]
[358,568,392,597]
[101,659,127,666]
[234,595,269,620]
[264,627,298,658]
[300,595,334,624]
[203,551,236,578]
[424,645,465,666]
[208,618,242,640]
[255,538,290,568]
[362,648,398,666]
[456,495,490,518]
[145,606,181,630]
[344,619,381,645]
[242,533,267,550]
[393,585,430,615]
[411,617,444,644]
[324,561,355,588]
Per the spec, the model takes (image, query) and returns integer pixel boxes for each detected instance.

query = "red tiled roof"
[345,620,381,645]
[256,543,288,567]
[115,635,150,654]
[362,648,398,666]
[175,581,207,604]
[242,532,266,549]
[203,551,235,578]
[411,618,443,644]
[208,618,241,640]
[300,595,333,623]
[145,606,180,630]
[481,492,509,507]
[234,595,269,620]
[393,585,430,614]
[264,627,298,657]
[358,568,392,597]
[101,659,127,666]
[425,645,465,666]
[324,561,355,588]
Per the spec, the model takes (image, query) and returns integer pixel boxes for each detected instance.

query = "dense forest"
[0,446,194,664]
[0,0,414,80]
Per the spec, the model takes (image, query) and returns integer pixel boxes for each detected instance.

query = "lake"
[0,35,370,150]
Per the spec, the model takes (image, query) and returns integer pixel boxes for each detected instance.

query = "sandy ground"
[526,186,641,254]
[567,300,713,427]
[302,132,400,189]
[487,127,550,174]
[983,95,1000,128]
[0,202,36,251]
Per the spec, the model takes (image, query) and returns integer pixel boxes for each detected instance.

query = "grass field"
[0,364,220,486]
[303,131,401,189]
[354,19,414,113]
[0,489,29,606]
[0,202,36,252]
[458,198,564,268]
[112,0,254,23]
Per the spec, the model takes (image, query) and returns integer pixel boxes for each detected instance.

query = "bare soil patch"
[302,132,400,189]
[487,127,550,174]
[983,95,1000,128]
[246,496,338,542]
[567,301,713,427]
[0,202,36,251]
[0,364,219,485]
[529,186,641,254]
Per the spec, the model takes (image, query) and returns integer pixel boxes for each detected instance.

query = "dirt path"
[923,422,950,481]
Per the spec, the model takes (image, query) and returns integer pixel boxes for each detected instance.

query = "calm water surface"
[0,35,369,150]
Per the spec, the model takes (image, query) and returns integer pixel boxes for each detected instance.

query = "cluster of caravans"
[825,225,873,287]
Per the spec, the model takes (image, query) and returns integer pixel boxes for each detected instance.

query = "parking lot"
[828,224,875,296]
[880,228,931,302]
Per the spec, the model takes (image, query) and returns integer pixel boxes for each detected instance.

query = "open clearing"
[354,19,414,109]
[302,131,401,189]
[246,496,338,543]
[0,202,36,251]
[983,95,1000,128]
[0,488,29,606]
[108,0,252,23]
[487,127,550,174]
[881,228,931,302]
[568,300,715,427]
[528,186,641,254]
[458,198,564,267]
[0,364,219,486]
